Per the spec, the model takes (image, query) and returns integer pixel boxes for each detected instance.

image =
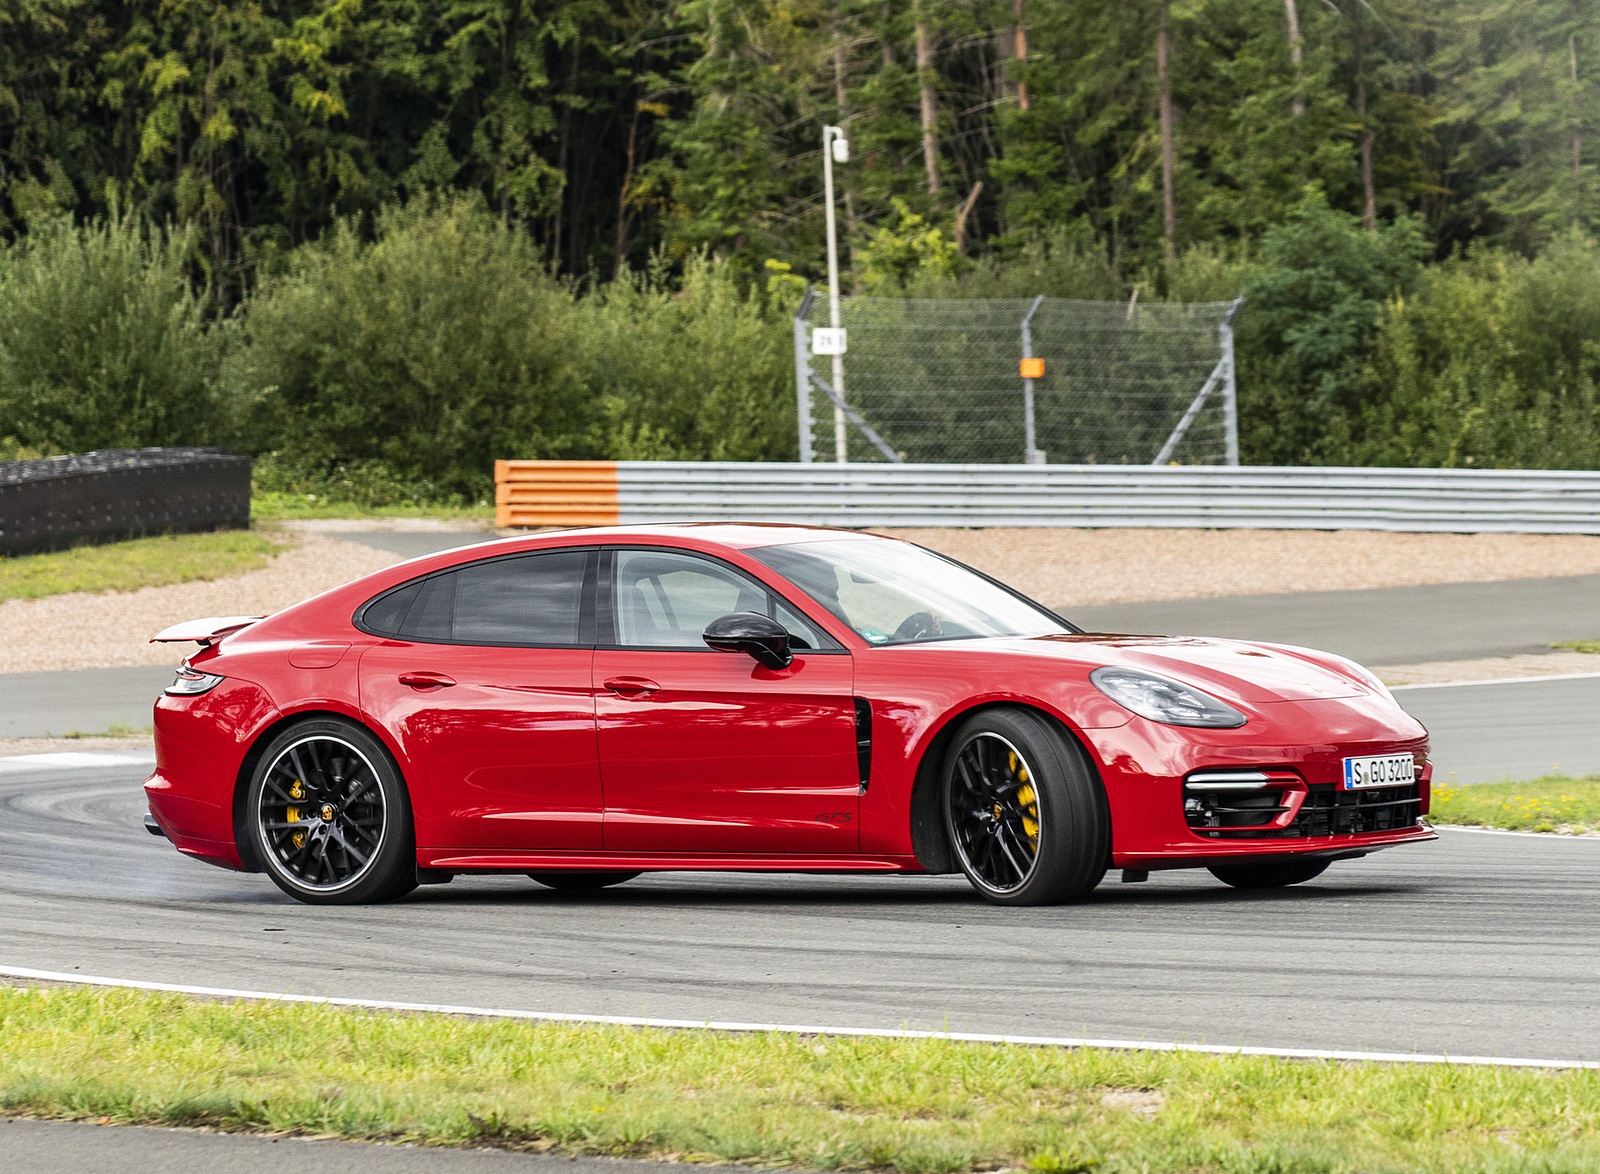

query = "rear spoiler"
[150,616,265,647]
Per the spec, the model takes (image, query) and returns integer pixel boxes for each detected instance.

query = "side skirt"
[417,850,923,874]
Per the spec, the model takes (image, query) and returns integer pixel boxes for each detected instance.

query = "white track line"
[2,964,1594,1071]
[1436,824,1600,840]
[0,751,154,773]
[1391,671,1600,691]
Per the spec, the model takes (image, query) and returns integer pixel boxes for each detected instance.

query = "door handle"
[399,671,456,689]
[604,676,660,696]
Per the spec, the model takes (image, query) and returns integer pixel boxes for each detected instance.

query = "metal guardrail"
[496,460,1600,534]
[0,448,252,556]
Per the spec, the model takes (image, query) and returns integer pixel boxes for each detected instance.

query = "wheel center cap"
[320,804,335,822]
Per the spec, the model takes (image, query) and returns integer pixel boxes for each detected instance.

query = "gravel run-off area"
[887,527,1600,607]
[5,525,1600,676]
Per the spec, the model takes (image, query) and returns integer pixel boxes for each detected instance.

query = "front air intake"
[1183,769,1305,834]
[1184,768,1422,839]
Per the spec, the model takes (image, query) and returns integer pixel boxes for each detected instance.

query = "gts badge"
[814,811,854,824]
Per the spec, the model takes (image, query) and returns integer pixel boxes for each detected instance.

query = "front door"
[358,548,602,852]
[594,548,859,855]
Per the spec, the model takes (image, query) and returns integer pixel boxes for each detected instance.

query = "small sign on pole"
[1019,357,1046,379]
[812,327,848,356]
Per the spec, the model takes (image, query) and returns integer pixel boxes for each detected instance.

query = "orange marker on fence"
[1019,357,1045,379]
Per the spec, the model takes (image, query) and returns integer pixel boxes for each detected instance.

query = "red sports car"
[144,524,1433,906]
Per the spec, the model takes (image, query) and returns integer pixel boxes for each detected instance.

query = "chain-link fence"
[795,293,1243,465]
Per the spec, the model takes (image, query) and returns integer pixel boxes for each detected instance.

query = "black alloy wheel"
[528,870,642,892]
[1207,858,1331,890]
[247,719,416,905]
[942,708,1109,906]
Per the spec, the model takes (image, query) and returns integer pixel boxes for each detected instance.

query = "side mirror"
[703,611,794,670]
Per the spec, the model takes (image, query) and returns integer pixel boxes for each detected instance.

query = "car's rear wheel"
[1207,859,1330,889]
[942,709,1108,906]
[247,719,416,905]
[527,871,641,892]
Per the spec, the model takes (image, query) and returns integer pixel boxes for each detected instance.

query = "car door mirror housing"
[703,612,794,670]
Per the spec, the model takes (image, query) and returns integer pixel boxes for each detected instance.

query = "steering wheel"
[893,611,941,641]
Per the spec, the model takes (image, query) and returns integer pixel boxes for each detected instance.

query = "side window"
[611,550,828,650]
[774,600,826,652]
[451,551,589,644]
[360,550,591,646]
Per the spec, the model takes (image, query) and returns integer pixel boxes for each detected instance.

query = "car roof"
[482,522,885,551]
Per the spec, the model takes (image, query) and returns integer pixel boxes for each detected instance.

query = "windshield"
[751,538,1073,646]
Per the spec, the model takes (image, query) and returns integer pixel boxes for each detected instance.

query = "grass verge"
[5,986,1600,1173]
[250,491,491,525]
[1549,639,1600,655]
[0,531,285,602]
[1431,776,1600,834]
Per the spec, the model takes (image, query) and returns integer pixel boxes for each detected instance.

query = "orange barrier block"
[494,460,620,528]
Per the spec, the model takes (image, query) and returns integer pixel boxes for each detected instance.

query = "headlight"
[1334,656,1396,703]
[1090,666,1247,728]
[165,668,224,696]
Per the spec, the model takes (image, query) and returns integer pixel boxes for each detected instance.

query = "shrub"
[227,199,585,499]
[0,215,225,453]
[1355,233,1600,469]
[1233,190,1428,465]
[570,254,798,462]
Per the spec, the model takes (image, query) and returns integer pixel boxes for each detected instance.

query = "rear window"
[358,550,591,646]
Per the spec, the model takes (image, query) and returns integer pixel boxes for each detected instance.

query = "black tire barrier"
[0,448,252,557]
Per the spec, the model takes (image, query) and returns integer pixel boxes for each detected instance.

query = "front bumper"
[1090,692,1436,869]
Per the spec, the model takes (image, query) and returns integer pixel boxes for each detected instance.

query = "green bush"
[570,255,798,462]
[1355,233,1600,468]
[227,199,586,499]
[0,215,226,453]
[1235,191,1429,465]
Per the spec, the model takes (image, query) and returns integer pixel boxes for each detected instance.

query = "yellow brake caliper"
[1011,753,1039,849]
[287,780,305,848]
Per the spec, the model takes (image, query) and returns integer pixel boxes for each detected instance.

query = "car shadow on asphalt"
[397,874,1415,910]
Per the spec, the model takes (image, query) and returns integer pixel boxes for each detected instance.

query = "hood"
[970,633,1369,705]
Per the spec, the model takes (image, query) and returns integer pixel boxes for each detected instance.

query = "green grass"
[1431,776,1600,834]
[250,491,491,524]
[56,723,153,740]
[0,531,285,602]
[5,986,1600,1173]
[1549,639,1600,655]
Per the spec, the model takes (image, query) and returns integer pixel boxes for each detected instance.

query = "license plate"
[1342,753,1414,789]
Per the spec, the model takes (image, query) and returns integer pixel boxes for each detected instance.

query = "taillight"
[165,667,225,696]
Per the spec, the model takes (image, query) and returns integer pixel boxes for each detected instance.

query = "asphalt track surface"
[0,1118,737,1174]
[4,758,1600,1063]
[1068,573,1600,665]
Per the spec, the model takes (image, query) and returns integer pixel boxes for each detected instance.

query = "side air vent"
[854,698,872,792]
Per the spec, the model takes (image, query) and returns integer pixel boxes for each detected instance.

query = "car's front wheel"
[942,708,1109,906]
[247,718,417,905]
[1207,859,1330,889]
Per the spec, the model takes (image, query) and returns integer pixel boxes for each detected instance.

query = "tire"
[1207,858,1331,890]
[942,708,1109,906]
[527,871,641,892]
[246,718,417,905]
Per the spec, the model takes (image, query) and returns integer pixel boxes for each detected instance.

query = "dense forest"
[2,0,1600,497]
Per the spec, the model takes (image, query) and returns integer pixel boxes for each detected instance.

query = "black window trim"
[597,544,847,654]
[352,547,600,649]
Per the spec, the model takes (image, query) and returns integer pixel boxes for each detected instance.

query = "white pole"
[1021,294,1044,464]
[823,125,848,464]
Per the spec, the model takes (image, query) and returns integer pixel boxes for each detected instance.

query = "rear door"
[358,548,602,852]
[593,547,860,855]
